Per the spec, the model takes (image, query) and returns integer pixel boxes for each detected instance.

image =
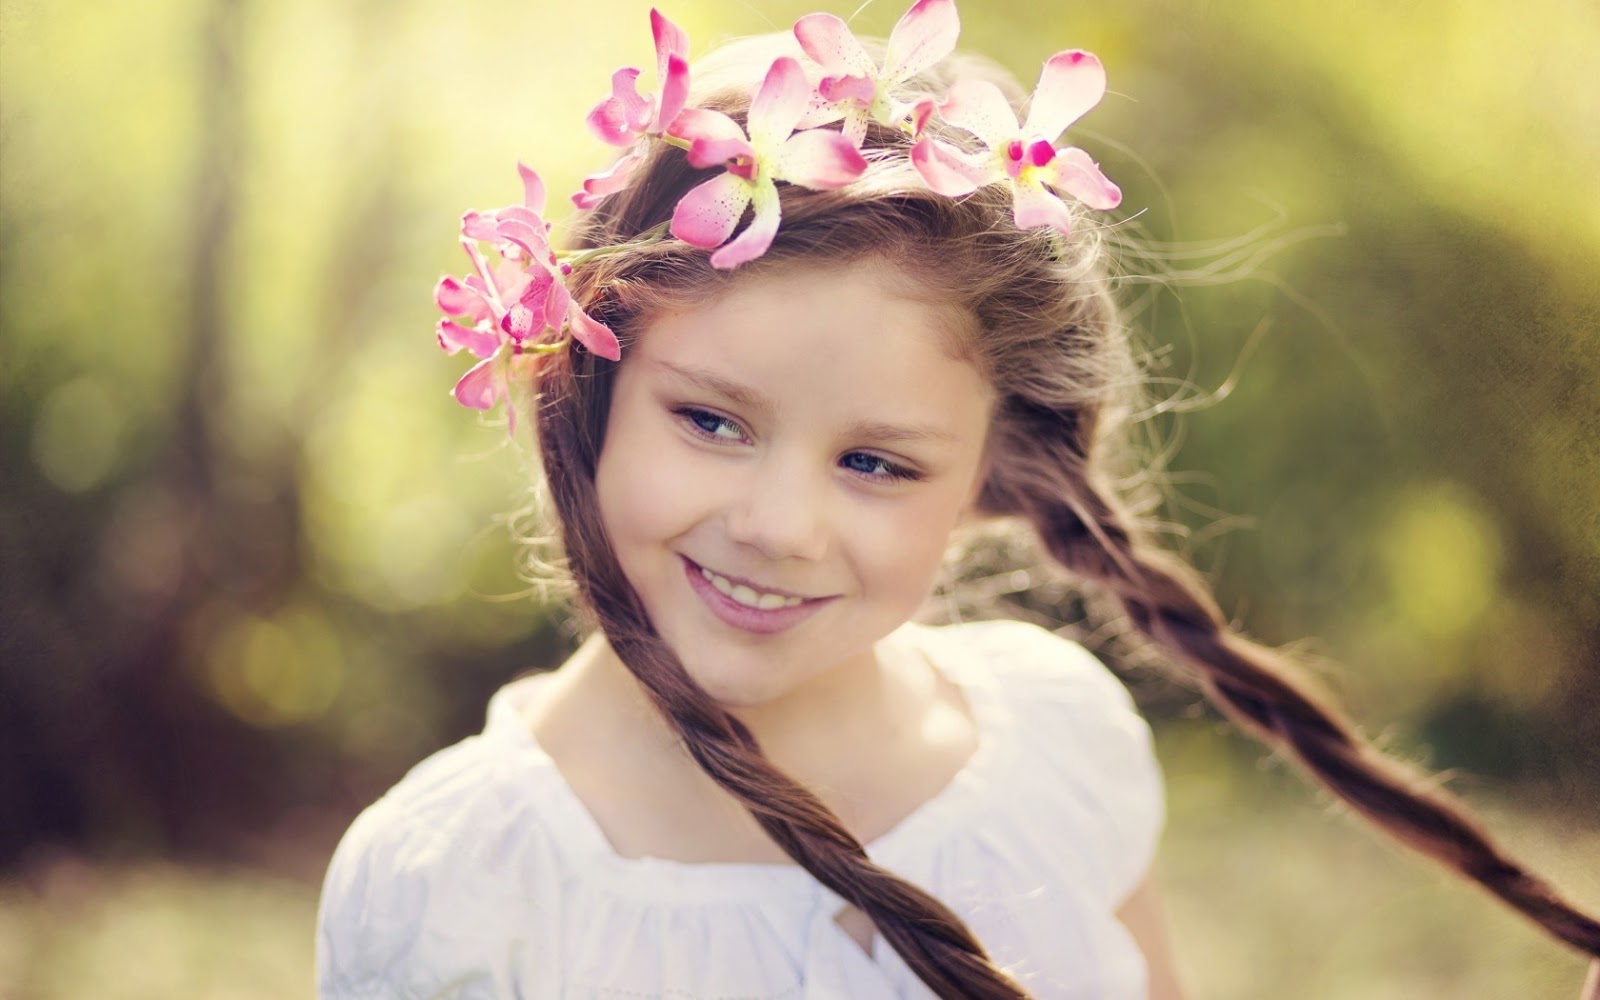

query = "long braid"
[983,399,1600,958]
[536,348,1032,1000]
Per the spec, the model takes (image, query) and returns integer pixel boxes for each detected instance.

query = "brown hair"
[528,32,1600,998]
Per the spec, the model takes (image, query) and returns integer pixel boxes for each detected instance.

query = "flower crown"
[434,0,1122,425]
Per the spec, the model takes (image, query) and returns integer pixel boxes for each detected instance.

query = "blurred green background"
[2,0,1597,996]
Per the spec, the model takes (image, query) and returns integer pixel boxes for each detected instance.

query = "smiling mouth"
[680,557,834,636]
[682,556,826,607]
[695,564,810,609]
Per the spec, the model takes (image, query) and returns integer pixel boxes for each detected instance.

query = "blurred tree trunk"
[0,0,285,865]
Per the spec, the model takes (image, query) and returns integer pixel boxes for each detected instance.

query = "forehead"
[629,262,994,425]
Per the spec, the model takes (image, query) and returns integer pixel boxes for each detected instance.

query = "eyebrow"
[650,360,960,445]
[651,360,770,414]
[839,418,959,445]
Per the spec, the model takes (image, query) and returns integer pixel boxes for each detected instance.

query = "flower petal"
[652,8,690,78]
[452,356,501,410]
[501,269,558,342]
[434,276,488,320]
[492,258,529,301]
[655,53,690,133]
[493,205,544,230]
[747,57,810,147]
[937,78,1018,150]
[1011,177,1075,235]
[436,318,501,359]
[818,73,876,106]
[793,12,876,77]
[795,88,845,130]
[500,298,539,342]
[883,0,960,82]
[517,162,547,216]
[710,179,781,269]
[543,271,571,333]
[841,108,868,147]
[618,70,655,131]
[585,96,631,146]
[585,94,627,147]
[572,151,644,210]
[461,243,501,303]
[671,171,753,248]
[1050,145,1122,211]
[669,107,747,145]
[568,305,622,361]
[586,68,652,146]
[1023,50,1106,141]
[689,136,756,170]
[495,216,551,261]
[461,211,498,242]
[910,136,996,196]
[777,128,867,189]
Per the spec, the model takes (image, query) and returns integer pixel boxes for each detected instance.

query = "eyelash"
[672,406,923,483]
[677,406,745,442]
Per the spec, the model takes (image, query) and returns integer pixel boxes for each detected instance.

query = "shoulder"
[315,703,570,998]
[918,618,1144,732]
[914,619,1167,906]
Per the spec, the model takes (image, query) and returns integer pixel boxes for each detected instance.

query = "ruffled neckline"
[477,621,1020,904]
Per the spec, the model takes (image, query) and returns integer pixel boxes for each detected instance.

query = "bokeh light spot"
[1380,483,1503,639]
[205,607,344,727]
[32,376,125,493]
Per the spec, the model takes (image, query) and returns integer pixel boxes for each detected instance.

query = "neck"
[540,623,975,863]
[729,644,900,763]
[576,628,911,779]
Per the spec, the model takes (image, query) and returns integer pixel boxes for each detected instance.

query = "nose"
[722,453,830,563]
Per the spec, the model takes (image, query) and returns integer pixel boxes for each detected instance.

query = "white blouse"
[316,619,1165,999]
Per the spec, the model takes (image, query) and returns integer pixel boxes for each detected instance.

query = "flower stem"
[556,220,672,267]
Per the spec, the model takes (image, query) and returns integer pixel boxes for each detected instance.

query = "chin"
[675,649,807,710]
[669,622,887,716]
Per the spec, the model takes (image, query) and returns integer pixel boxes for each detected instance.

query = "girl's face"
[594,261,994,711]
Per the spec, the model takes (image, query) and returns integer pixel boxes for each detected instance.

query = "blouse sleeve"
[314,739,567,1000]
[316,798,427,1000]
[972,619,1167,908]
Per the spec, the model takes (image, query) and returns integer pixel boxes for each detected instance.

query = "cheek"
[594,398,703,553]
[847,493,964,594]
[598,469,699,553]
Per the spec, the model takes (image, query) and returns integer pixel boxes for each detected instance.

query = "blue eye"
[676,407,745,441]
[841,451,919,481]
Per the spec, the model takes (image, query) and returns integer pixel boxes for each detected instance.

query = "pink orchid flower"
[910,49,1121,236]
[574,10,689,210]
[669,57,868,269]
[436,164,620,422]
[793,0,959,145]
[585,9,690,146]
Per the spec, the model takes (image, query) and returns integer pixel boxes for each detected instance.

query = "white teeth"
[699,566,805,609]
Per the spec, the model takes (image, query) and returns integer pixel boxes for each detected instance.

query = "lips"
[680,556,834,636]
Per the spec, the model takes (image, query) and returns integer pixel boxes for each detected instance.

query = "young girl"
[316,3,1600,997]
